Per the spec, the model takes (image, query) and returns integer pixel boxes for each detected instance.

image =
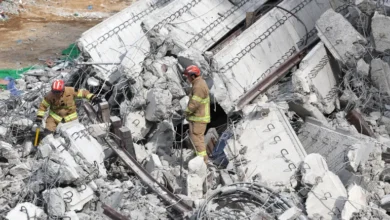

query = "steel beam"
[102,203,129,220]
[346,109,376,137]
[236,39,319,110]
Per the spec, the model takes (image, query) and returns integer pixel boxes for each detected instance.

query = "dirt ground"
[0,0,134,68]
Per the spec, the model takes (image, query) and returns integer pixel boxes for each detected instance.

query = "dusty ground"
[0,0,134,68]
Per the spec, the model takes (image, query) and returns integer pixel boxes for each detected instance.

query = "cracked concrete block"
[0,125,7,138]
[306,171,347,220]
[6,202,47,220]
[342,184,367,220]
[292,42,337,114]
[357,59,369,77]
[38,143,52,158]
[15,79,26,90]
[134,143,149,163]
[302,154,329,186]
[187,156,207,199]
[347,143,373,172]
[22,141,33,157]
[0,90,10,100]
[145,154,163,173]
[0,141,20,164]
[44,160,79,184]
[278,207,302,220]
[43,189,66,216]
[316,9,367,66]
[88,124,108,138]
[142,71,158,89]
[356,0,376,16]
[11,118,33,129]
[371,58,390,96]
[145,120,174,155]
[145,88,172,122]
[123,111,152,141]
[58,121,107,178]
[60,186,94,211]
[10,162,32,179]
[372,12,390,52]
[381,194,390,211]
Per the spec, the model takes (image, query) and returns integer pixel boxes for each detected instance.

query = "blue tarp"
[210,131,232,168]
[4,77,22,96]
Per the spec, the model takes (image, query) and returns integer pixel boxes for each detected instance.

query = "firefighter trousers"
[45,115,77,132]
[189,121,208,163]
[45,115,60,132]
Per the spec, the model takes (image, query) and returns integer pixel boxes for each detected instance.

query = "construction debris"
[5,0,390,219]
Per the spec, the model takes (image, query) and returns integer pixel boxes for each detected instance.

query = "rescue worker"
[35,79,101,133]
[183,65,210,163]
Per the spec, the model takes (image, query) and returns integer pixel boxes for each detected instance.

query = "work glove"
[35,117,42,127]
[91,95,102,105]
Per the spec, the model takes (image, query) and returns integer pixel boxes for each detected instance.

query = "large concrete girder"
[297,117,379,185]
[211,0,331,114]
[58,120,107,178]
[292,42,338,114]
[142,0,268,52]
[78,0,172,82]
[225,103,306,189]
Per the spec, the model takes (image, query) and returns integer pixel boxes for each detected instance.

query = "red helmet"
[52,79,65,93]
[184,65,201,77]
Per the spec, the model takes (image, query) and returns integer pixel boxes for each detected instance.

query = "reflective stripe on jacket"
[185,77,210,123]
[37,87,94,122]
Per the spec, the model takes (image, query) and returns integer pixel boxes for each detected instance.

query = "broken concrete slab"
[306,171,347,220]
[142,0,268,52]
[224,103,306,188]
[370,58,390,96]
[145,120,174,155]
[292,42,337,114]
[347,143,373,172]
[301,153,329,186]
[123,111,152,141]
[43,189,66,216]
[145,154,163,173]
[372,12,390,53]
[60,186,94,211]
[6,202,47,220]
[134,143,149,163]
[9,162,33,179]
[187,156,207,200]
[145,88,172,122]
[356,58,369,78]
[342,184,367,220]
[298,117,376,184]
[316,9,367,67]
[212,0,331,113]
[58,121,107,178]
[78,0,171,82]
[0,141,20,164]
[278,207,302,220]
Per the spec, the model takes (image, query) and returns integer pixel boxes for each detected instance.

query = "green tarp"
[0,66,34,80]
[61,43,80,60]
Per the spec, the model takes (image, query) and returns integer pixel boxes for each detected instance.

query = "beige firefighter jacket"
[185,77,210,124]
[37,87,94,123]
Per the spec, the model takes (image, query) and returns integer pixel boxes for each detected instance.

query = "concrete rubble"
[4,0,390,219]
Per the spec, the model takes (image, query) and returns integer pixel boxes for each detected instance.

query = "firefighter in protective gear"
[184,65,210,163]
[35,79,101,132]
